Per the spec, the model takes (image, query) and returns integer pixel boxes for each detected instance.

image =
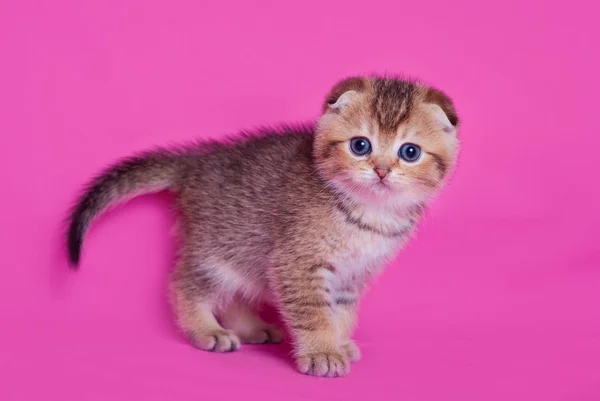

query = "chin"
[348,181,402,204]
[371,184,432,207]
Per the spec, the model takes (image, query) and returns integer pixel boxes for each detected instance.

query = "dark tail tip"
[67,209,85,268]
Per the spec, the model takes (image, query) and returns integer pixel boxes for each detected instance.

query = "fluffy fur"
[66,76,460,377]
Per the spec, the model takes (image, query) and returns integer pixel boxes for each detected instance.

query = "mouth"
[337,176,397,198]
[372,180,391,191]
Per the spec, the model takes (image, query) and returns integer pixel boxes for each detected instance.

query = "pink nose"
[374,168,389,179]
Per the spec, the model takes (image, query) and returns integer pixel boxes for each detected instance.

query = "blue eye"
[349,137,372,156]
[398,143,421,162]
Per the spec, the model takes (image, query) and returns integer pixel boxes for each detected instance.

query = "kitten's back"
[174,125,327,271]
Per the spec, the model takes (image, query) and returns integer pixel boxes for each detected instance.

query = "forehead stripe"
[371,79,417,131]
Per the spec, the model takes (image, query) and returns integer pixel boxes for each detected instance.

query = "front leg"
[274,262,350,377]
[334,286,362,362]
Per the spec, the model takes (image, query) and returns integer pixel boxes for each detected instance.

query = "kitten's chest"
[336,231,399,270]
[328,208,413,285]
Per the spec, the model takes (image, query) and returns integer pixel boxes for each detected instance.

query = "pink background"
[1,0,599,400]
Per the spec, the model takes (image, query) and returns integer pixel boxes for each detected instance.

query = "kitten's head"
[314,76,460,207]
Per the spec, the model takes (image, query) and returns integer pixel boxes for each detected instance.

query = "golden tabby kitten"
[67,76,460,377]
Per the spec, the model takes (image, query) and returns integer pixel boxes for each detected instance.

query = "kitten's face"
[314,77,460,207]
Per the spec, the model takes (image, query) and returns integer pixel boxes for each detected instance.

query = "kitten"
[67,76,460,377]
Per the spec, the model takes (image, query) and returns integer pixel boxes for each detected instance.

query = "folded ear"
[424,87,459,127]
[322,77,367,113]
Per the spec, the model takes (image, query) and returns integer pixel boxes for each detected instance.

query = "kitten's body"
[67,76,459,377]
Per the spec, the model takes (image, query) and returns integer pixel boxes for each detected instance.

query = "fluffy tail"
[67,150,182,267]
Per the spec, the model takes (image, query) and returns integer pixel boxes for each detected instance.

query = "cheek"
[320,149,362,177]
[399,161,441,189]
[343,158,372,180]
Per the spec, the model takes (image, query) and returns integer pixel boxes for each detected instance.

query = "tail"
[67,150,182,267]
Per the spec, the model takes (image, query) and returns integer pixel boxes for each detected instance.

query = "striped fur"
[66,76,460,377]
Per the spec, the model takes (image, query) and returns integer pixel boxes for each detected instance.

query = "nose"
[374,168,389,179]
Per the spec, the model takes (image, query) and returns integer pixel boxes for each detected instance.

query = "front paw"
[189,329,241,353]
[341,340,361,362]
[296,351,349,377]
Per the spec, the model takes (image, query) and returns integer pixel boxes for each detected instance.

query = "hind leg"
[169,257,241,352]
[220,302,284,344]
